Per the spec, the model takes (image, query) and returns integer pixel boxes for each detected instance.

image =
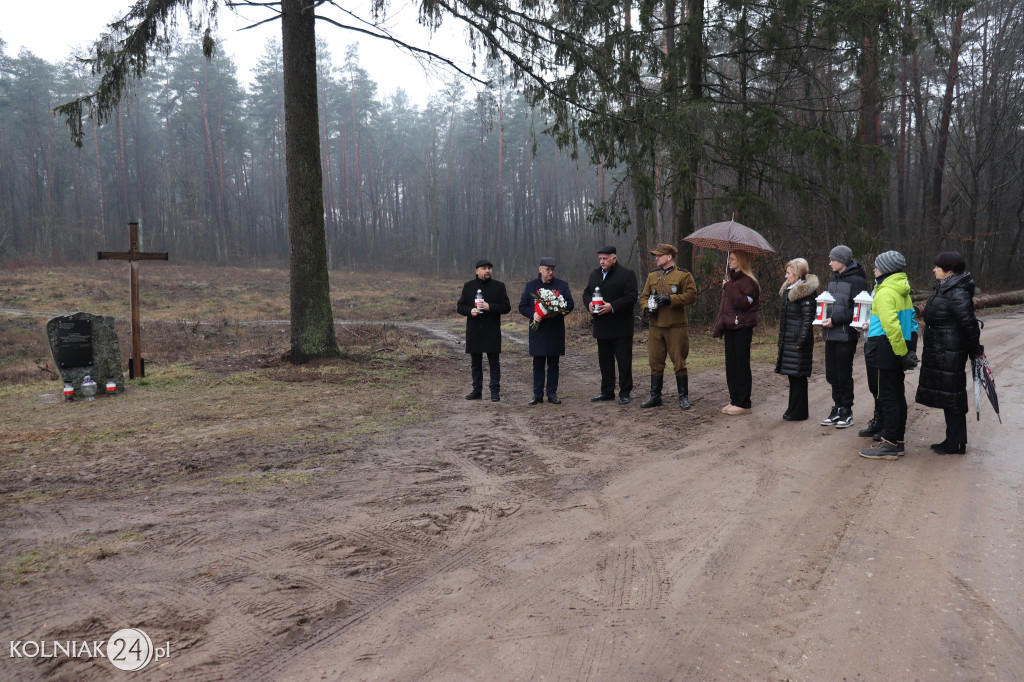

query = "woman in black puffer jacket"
[915,251,981,455]
[775,258,818,421]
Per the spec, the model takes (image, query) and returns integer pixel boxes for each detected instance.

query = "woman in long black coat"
[775,258,818,421]
[915,251,981,455]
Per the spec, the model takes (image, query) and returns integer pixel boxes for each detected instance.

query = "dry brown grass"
[1,263,782,392]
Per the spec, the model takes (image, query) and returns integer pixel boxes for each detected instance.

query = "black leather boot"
[641,375,663,408]
[676,374,690,410]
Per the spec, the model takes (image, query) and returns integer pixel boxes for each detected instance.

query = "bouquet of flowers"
[531,288,569,329]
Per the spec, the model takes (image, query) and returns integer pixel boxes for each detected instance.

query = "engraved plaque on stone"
[55,318,93,368]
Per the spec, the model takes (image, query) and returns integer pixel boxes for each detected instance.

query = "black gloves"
[654,294,671,308]
[901,352,919,370]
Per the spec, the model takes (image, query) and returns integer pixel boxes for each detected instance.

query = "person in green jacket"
[860,251,919,460]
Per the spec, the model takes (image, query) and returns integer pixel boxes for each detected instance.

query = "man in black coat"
[582,245,639,404]
[457,259,511,401]
[820,245,868,429]
[518,257,575,405]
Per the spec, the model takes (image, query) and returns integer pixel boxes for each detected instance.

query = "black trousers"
[825,339,858,409]
[786,376,808,420]
[470,352,500,392]
[723,327,753,409]
[597,337,633,397]
[866,362,883,424]
[532,355,560,397]
[944,408,968,445]
[876,366,907,443]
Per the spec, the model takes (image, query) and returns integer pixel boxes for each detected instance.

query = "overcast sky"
[1,0,477,105]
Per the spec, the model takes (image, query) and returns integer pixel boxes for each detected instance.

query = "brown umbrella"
[683,220,775,254]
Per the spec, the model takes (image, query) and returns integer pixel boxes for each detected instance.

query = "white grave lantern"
[812,291,835,326]
[852,290,874,327]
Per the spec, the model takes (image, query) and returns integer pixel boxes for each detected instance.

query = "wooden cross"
[97,222,168,379]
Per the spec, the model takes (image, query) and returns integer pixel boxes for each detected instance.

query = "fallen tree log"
[912,289,1024,312]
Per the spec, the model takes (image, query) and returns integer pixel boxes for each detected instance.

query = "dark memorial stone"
[54,318,93,368]
[45,312,126,398]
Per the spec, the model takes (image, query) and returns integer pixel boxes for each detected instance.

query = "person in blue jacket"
[519,257,575,404]
[860,250,919,460]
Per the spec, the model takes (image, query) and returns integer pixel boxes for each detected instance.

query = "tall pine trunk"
[282,0,340,362]
[931,11,964,252]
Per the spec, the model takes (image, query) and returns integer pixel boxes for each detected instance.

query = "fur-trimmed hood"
[780,274,819,301]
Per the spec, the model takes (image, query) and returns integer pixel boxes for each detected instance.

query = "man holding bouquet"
[640,243,698,409]
[518,257,575,404]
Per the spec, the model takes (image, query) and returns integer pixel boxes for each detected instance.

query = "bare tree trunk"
[677,0,704,271]
[281,0,339,361]
[930,11,964,252]
[318,75,337,267]
[858,31,884,237]
[350,95,367,254]
[897,56,909,237]
[497,84,505,253]
[910,51,929,227]
[93,118,106,238]
[116,101,130,222]
[199,66,226,263]
[133,98,147,236]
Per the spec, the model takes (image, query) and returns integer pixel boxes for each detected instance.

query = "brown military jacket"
[641,266,698,328]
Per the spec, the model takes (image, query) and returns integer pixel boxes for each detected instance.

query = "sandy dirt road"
[2,313,1022,680]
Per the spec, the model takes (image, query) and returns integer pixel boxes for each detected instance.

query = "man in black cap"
[457,259,511,401]
[518,257,575,404]
[640,243,698,409]
[582,246,639,404]
[820,244,868,429]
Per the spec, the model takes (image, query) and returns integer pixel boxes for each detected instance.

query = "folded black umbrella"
[971,351,1001,424]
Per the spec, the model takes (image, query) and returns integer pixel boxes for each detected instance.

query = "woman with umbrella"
[914,252,982,455]
[712,251,761,415]
[686,220,773,416]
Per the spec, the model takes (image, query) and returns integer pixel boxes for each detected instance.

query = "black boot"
[676,374,690,410]
[857,417,882,438]
[932,441,966,455]
[641,375,663,408]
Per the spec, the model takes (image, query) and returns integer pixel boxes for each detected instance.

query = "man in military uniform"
[640,243,698,409]
[457,259,511,401]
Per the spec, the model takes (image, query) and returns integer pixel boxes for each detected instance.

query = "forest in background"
[0,35,610,279]
[1,0,1023,288]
